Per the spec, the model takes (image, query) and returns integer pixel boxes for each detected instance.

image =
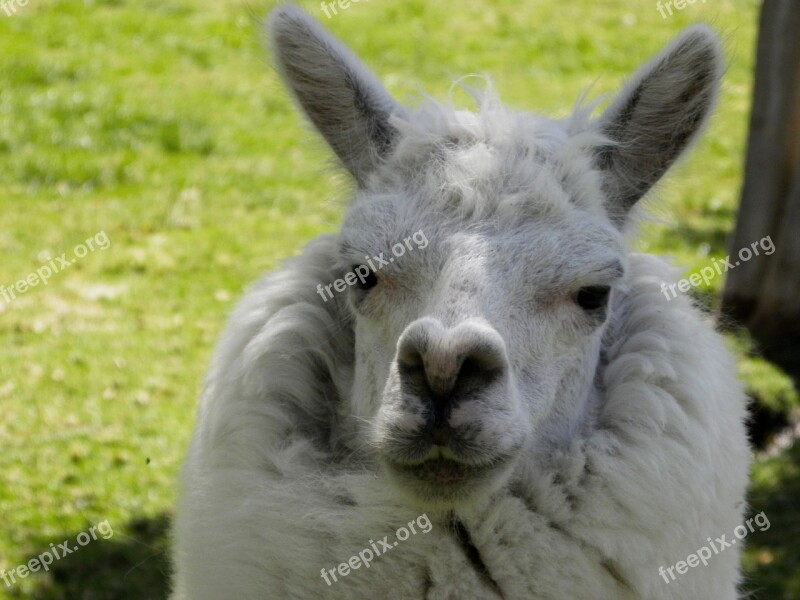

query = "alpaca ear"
[268,5,401,186]
[596,25,723,222]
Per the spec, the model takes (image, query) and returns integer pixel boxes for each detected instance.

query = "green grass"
[0,0,796,598]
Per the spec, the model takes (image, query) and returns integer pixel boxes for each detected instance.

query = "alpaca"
[170,5,751,599]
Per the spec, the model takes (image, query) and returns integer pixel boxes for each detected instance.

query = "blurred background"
[1,0,798,598]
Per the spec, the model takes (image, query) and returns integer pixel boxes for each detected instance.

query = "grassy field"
[0,0,797,598]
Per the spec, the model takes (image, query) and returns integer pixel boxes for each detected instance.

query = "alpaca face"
[269,7,722,505]
[337,144,627,504]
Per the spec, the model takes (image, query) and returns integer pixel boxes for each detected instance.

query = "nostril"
[397,348,427,387]
[459,336,507,373]
[397,338,422,362]
[457,354,504,382]
[396,326,430,374]
[397,350,425,373]
[397,345,436,405]
[446,354,504,406]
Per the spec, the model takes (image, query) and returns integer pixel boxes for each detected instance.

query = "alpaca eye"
[575,285,610,311]
[353,265,379,291]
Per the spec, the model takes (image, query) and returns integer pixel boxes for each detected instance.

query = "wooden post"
[722,0,800,373]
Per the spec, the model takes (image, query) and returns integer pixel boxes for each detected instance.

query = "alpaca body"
[172,241,749,600]
[171,7,751,599]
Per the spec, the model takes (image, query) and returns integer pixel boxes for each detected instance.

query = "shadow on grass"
[10,514,171,600]
[2,457,797,599]
[743,441,800,600]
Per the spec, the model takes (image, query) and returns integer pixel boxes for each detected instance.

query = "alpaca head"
[269,6,721,506]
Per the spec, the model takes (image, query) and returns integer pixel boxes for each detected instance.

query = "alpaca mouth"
[399,457,480,484]
[378,422,523,500]
[384,449,508,499]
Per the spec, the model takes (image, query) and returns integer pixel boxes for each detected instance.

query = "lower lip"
[401,458,476,484]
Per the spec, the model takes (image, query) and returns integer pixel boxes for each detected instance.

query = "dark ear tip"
[268,3,306,24]
[672,24,724,70]
[678,23,720,42]
[266,3,315,44]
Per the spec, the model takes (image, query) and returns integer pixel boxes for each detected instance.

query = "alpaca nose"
[395,318,508,429]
